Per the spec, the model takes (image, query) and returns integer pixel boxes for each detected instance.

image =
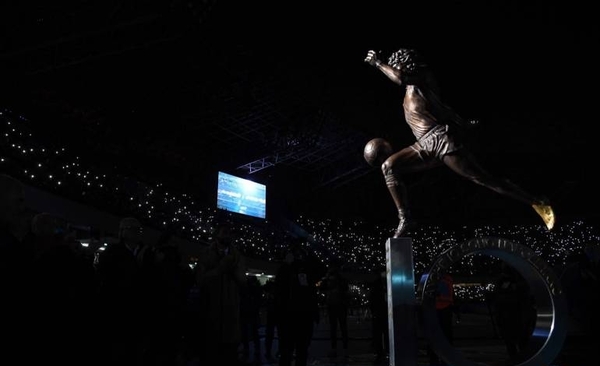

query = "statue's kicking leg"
[384,170,411,238]
[381,146,441,238]
[380,151,412,238]
[442,150,555,230]
[504,179,555,230]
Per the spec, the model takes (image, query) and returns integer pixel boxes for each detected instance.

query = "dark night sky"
[1,1,598,228]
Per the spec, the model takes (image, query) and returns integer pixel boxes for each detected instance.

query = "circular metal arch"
[417,236,567,366]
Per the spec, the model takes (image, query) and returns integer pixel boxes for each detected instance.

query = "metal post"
[385,237,418,366]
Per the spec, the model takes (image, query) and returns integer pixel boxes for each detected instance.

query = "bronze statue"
[363,48,555,238]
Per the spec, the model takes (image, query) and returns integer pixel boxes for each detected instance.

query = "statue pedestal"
[385,237,418,366]
[383,235,567,366]
[417,236,568,366]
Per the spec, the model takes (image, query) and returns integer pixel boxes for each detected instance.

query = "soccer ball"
[363,138,393,167]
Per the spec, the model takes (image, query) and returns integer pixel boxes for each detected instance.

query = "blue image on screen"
[217,171,266,219]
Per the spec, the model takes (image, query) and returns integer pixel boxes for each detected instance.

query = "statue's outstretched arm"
[365,50,404,86]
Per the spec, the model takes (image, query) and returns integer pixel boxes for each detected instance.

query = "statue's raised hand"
[364,50,381,67]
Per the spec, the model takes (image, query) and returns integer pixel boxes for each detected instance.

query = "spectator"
[195,222,247,366]
[319,262,350,357]
[274,240,320,366]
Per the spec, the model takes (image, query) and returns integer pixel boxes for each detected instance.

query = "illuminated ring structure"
[417,236,567,366]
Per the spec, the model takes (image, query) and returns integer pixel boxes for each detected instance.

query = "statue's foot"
[532,202,555,230]
[392,214,411,238]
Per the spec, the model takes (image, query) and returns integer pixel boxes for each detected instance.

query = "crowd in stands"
[3,107,599,273]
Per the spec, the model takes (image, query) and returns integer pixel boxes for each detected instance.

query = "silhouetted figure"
[262,277,278,360]
[0,174,32,363]
[368,268,389,364]
[195,223,246,366]
[181,259,205,364]
[30,212,97,366]
[427,273,456,366]
[363,48,555,237]
[240,275,263,363]
[319,262,349,357]
[559,250,599,336]
[141,231,194,366]
[491,264,536,363]
[95,217,147,365]
[274,241,320,366]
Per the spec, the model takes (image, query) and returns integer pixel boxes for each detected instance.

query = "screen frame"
[216,171,267,220]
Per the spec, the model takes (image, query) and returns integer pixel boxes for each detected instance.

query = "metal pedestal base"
[386,237,417,366]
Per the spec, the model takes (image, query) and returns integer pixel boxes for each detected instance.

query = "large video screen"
[217,171,266,219]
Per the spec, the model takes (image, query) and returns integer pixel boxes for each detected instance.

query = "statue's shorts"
[411,125,463,160]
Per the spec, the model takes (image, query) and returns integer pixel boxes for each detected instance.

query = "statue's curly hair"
[387,48,427,75]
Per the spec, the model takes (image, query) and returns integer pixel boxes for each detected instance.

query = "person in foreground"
[363,48,555,238]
